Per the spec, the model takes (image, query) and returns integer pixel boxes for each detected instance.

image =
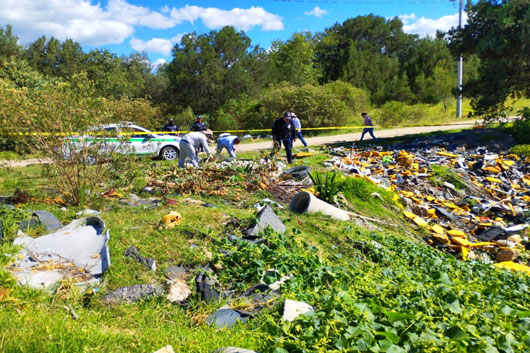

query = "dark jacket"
[272,117,295,141]
[191,121,207,131]
[162,123,179,132]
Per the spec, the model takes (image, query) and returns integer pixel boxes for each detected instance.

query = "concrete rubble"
[9,216,110,289]
[245,205,286,236]
[102,284,164,304]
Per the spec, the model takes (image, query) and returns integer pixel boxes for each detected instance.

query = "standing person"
[215,135,241,160]
[272,112,296,164]
[360,112,377,141]
[162,118,179,134]
[190,115,208,131]
[178,130,213,168]
[290,112,308,148]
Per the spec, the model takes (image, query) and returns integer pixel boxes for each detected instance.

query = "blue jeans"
[360,128,376,141]
[294,130,308,147]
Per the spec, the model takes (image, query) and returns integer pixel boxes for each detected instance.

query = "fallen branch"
[60,305,80,320]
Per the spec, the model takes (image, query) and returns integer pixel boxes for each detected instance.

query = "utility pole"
[456,0,463,118]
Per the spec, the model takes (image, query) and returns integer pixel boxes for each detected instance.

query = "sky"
[0,0,468,68]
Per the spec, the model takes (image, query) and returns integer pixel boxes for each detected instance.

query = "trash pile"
[8,216,110,289]
[326,140,530,274]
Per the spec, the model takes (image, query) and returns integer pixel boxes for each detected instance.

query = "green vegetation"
[0,150,529,352]
[430,165,466,190]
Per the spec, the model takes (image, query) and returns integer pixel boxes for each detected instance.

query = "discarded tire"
[282,165,311,179]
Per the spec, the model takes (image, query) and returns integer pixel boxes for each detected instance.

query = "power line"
[274,0,451,4]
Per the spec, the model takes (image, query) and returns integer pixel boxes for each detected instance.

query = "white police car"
[64,122,181,163]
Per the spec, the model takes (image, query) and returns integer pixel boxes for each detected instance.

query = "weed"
[309,170,341,203]
[430,164,466,190]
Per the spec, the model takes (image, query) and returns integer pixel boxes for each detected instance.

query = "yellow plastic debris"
[482,166,502,174]
[293,152,314,158]
[452,237,472,247]
[413,217,428,227]
[495,261,530,276]
[436,151,458,157]
[433,233,451,244]
[403,211,416,220]
[469,242,496,248]
[448,229,466,238]
[431,224,445,234]
[486,176,502,184]
[161,211,182,229]
[460,246,470,261]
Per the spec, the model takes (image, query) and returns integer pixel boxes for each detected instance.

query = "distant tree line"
[0,0,527,133]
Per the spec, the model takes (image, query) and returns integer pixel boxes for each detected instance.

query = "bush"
[0,71,132,205]
[510,107,530,144]
[377,101,410,127]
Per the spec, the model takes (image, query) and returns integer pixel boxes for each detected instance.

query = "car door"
[120,126,155,155]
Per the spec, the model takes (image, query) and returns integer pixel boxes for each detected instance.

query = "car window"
[121,127,149,139]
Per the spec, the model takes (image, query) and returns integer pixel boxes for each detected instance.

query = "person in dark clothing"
[162,119,179,134]
[272,112,296,163]
[190,115,208,131]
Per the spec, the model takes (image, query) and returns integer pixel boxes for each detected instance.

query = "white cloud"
[170,5,283,31]
[130,34,183,56]
[152,58,167,70]
[305,6,328,18]
[0,1,283,48]
[399,12,468,37]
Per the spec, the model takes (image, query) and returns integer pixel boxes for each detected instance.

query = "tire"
[160,146,179,161]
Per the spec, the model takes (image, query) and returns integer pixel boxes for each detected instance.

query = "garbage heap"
[326,144,530,274]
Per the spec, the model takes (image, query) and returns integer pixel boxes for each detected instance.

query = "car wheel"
[161,146,178,161]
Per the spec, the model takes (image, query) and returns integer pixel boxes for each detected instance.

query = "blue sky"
[0,0,467,67]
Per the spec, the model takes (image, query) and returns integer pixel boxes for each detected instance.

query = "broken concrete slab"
[245,205,286,236]
[102,284,164,304]
[282,299,314,322]
[32,210,62,232]
[10,217,110,290]
[124,246,156,271]
[206,307,252,328]
[165,265,187,281]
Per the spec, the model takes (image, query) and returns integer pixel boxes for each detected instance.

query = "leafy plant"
[309,170,340,203]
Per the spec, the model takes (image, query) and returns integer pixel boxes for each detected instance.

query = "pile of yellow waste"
[328,146,530,275]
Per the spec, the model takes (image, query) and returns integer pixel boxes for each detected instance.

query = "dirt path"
[0,120,479,168]
[237,120,479,152]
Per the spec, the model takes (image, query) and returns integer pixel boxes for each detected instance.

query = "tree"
[448,0,530,116]
[270,32,318,86]
[0,25,22,58]
[168,26,266,114]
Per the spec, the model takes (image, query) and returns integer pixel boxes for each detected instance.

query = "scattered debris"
[206,306,253,328]
[282,299,314,322]
[9,217,110,289]
[289,191,350,221]
[102,284,164,304]
[282,165,311,180]
[245,205,286,236]
[124,246,156,271]
[165,265,188,281]
[167,279,191,303]
[161,211,182,229]
[326,136,530,272]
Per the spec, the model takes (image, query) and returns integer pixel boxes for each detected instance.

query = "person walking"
[290,112,308,149]
[190,115,208,131]
[215,135,241,160]
[178,130,213,168]
[360,112,376,141]
[162,118,179,134]
[272,112,296,164]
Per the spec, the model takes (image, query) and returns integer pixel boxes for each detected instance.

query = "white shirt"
[183,132,211,154]
[292,117,302,130]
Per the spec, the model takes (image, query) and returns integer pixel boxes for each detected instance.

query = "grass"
[0,134,529,352]
[430,164,467,190]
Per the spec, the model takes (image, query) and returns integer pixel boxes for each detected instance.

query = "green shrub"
[377,101,409,127]
[510,107,530,144]
[511,144,530,156]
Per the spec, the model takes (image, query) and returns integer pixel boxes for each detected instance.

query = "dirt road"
[1,120,479,168]
[237,120,479,152]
